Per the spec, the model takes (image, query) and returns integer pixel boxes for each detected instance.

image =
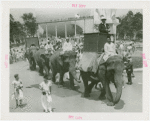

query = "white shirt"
[39,81,52,92]
[74,42,77,46]
[47,39,50,43]
[120,44,124,50]
[45,43,54,50]
[104,42,116,55]
[57,39,62,43]
[127,46,132,50]
[12,80,23,89]
[63,41,73,51]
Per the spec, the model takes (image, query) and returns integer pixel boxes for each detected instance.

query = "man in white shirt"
[45,41,54,54]
[57,36,62,43]
[103,37,116,61]
[62,37,73,52]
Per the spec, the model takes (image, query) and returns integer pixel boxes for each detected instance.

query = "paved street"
[9,61,142,112]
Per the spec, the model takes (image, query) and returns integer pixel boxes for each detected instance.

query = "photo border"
[1,1,150,120]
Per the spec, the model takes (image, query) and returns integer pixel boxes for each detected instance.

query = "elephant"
[25,46,37,70]
[33,48,52,76]
[80,55,124,106]
[25,46,52,76]
[50,50,81,89]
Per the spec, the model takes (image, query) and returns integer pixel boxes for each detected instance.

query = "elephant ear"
[106,56,123,71]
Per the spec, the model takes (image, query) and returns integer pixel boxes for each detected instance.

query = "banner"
[94,9,119,24]
[37,24,44,37]
[94,9,101,24]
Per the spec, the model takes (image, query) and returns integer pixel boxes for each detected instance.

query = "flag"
[111,9,117,20]
[75,14,80,18]
[94,9,101,24]
[37,25,44,37]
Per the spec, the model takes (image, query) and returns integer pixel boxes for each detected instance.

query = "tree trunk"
[123,33,127,40]
[116,33,119,39]
[133,32,137,40]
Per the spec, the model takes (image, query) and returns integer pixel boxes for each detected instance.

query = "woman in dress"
[39,75,52,113]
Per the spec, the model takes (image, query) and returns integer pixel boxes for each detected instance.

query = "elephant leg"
[80,71,90,97]
[28,59,33,70]
[52,71,57,83]
[88,81,96,94]
[32,59,36,70]
[59,70,64,86]
[97,66,106,100]
[39,66,44,75]
[69,72,75,90]
[99,87,106,100]
[50,64,56,83]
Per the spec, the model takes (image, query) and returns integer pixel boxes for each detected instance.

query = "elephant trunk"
[114,72,123,104]
[70,69,81,83]
[69,60,81,83]
[43,65,49,76]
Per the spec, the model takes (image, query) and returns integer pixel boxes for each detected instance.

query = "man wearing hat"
[99,16,110,34]
[62,37,73,52]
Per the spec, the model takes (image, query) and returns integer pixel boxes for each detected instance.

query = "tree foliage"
[117,11,143,40]
[10,14,25,43]
[21,13,37,37]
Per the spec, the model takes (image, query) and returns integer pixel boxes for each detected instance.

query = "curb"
[134,68,142,71]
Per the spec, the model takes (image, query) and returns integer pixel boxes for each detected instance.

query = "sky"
[10,8,142,23]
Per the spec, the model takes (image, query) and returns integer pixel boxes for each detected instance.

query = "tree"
[131,12,143,40]
[116,11,143,40]
[21,13,37,37]
[116,16,124,39]
[10,14,25,43]
[122,11,134,39]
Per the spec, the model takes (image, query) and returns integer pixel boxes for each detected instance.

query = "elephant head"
[40,52,52,77]
[58,51,81,83]
[25,47,37,70]
[106,55,124,104]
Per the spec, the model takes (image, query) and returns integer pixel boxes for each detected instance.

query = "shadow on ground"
[26,80,82,98]
[20,103,27,108]
[81,90,125,110]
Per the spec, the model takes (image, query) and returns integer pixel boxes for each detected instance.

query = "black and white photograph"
[9,8,143,112]
[1,1,149,120]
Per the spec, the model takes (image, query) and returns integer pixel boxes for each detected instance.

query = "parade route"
[9,61,142,112]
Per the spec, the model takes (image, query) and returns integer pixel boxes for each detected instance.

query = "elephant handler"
[125,56,133,85]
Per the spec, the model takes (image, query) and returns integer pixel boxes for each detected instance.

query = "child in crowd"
[39,75,52,113]
[12,74,23,108]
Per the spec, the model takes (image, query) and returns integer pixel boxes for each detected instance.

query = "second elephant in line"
[49,50,81,89]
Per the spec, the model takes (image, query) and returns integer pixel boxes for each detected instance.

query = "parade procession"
[9,8,143,112]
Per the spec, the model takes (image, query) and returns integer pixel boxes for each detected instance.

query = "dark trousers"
[127,72,132,83]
